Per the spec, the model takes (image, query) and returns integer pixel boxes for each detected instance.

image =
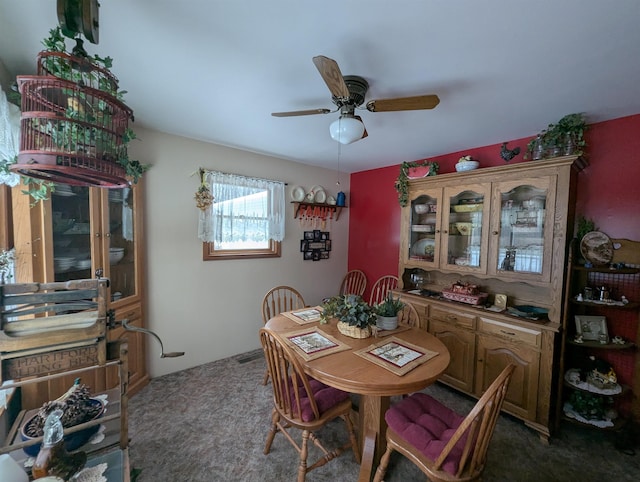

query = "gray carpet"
[129,349,639,481]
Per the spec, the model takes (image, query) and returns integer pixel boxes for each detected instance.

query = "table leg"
[357,395,390,482]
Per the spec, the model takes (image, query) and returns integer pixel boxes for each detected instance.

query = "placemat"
[281,326,351,361]
[354,336,439,376]
[373,324,411,338]
[281,306,324,324]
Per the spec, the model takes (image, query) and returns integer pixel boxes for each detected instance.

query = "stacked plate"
[53,184,76,197]
[75,258,92,270]
[54,256,76,272]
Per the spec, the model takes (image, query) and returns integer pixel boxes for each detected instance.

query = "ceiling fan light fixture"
[329,115,364,144]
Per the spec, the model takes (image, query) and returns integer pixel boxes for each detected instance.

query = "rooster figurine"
[500,142,521,162]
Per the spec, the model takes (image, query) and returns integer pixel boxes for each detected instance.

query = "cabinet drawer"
[430,306,476,329]
[478,317,541,348]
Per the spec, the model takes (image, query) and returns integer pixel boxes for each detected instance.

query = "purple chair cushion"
[385,393,468,476]
[289,377,349,422]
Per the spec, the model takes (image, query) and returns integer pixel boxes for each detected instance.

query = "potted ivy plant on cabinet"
[526,113,587,160]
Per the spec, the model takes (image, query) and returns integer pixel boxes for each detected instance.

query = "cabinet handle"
[95,232,101,238]
[443,230,448,234]
[492,231,499,235]
[500,329,516,336]
[446,315,457,321]
[105,233,111,237]
[435,229,440,233]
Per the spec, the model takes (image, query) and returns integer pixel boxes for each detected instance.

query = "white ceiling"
[1,1,639,173]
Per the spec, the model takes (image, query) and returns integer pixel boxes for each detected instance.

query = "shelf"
[563,380,630,397]
[570,300,639,310]
[292,202,345,221]
[567,339,636,350]
[562,414,628,431]
[573,265,640,275]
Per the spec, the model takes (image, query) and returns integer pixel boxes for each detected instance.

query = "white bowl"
[455,160,480,172]
[109,248,125,264]
[413,204,429,214]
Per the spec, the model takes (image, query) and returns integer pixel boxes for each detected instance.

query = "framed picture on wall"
[304,231,314,241]
[313,230,321,241]
[300,240,308,252]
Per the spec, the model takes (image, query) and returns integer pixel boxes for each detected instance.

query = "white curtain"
[198,170,285,243]
[0,86,20,187]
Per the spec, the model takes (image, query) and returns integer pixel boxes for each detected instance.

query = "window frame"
[200,171,284,261]
[203,238,281,260]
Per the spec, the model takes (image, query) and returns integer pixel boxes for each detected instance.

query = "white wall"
[129,127,350,378]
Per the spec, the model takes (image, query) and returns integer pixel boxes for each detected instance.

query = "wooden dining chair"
[339,269,367,297]
[397,301,421,328]
[261,285,306,324]
[259,328,360,482]
[369,275,399,306]
[374,364,515,482]
[261,285,306,384]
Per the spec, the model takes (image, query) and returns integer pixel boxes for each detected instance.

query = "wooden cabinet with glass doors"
[10,182,149,404]
[398,155,586,440]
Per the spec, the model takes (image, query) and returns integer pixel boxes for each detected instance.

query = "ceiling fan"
[271,55,440,144]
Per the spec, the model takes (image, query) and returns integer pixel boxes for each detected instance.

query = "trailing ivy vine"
[394,160,439,207]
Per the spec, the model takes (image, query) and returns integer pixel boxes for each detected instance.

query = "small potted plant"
[320,294,377,338]
[375,293,405,330]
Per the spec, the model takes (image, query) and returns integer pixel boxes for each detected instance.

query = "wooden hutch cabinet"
[10,181,149,406]
[395,155,586,441]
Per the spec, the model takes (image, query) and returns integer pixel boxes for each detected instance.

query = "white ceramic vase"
[377,315,398,331]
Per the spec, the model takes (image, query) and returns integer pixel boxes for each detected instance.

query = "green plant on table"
[375,292,405,317]
[320,294,378,329]
[395,160,439,207]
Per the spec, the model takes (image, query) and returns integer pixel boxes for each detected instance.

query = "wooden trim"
[203,239,281,260]
[0,185,12,250]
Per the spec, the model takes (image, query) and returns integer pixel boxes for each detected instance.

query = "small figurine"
[621,295,629,305]
[576,293,584,302]
[574,334,584,344]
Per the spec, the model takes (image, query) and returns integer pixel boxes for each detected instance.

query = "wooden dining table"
[265,314,450,482]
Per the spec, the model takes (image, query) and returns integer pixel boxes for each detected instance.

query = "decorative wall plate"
[291,185,305,202]
[580,231,614,266]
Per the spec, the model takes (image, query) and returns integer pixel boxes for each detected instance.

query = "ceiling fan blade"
[312,55,350,99]
[353,115,368,139]
[271,108,331,117]
[366,94,440,112]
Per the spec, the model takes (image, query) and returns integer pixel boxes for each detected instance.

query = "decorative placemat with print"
[281,306,324,325]
[354,336,439,376]
[281,326,351,361]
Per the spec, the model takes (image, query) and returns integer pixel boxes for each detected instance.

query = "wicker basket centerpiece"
[321,294,378,339]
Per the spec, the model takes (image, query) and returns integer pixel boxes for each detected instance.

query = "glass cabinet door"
[408,190,442,267]
[51,184,93,281]
[491,178,553,281]
[50,184,139,303]
[105,187,137,302]
[441,185,491,272]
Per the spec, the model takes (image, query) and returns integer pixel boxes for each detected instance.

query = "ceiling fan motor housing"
[332,75,369,109]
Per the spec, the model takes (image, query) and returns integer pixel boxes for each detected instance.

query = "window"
[199,170,285,260]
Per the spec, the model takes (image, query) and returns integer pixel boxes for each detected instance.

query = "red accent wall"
[349,114,640,300]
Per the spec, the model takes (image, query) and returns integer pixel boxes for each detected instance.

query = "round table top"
[265,314,451,396]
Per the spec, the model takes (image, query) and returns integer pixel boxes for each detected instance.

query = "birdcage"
[11,52,134,187]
